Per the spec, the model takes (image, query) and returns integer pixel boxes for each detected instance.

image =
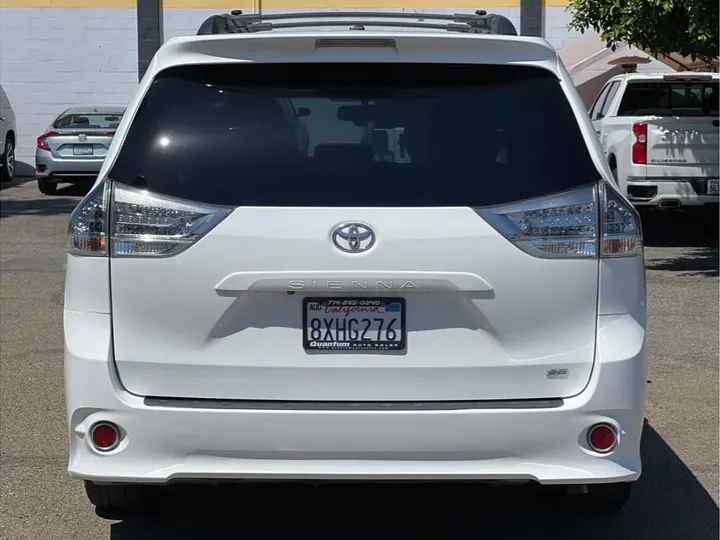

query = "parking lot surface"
[1,179,717,540]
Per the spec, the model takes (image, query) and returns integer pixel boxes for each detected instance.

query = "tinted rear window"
[110,63,599,207]
[618,81,719,117]
[54,112,124,129]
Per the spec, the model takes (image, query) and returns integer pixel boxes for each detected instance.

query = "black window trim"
[598,81,620,118]
[589,82,612,120]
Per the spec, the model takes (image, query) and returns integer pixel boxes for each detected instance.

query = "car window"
[109,63,600,207]
[589,83,612,120]
[54,113,124,129]
[617,82,719,117]
[599,81,620,118]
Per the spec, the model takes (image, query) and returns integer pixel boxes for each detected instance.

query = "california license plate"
[707,178,719,195]
[73,145,93,156]
[303,298,406,351]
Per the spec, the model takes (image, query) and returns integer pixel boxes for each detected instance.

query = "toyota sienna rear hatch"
[103,61,604,402]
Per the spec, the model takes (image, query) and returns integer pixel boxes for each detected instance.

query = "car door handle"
[0,116,5,122]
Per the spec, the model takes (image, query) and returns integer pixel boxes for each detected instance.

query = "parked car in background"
[0,84,17,183]
[65,10,646,515]
[35,106,125,195]
[589,72,719,213]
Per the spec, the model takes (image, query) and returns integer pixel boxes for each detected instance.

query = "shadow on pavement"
[642,210,718,249]
[642,211,719,277]
[645,246,718,276]
[0,177,34,191]
[0,184,89,219]
[107,423,718,540]
[14,161,36,178]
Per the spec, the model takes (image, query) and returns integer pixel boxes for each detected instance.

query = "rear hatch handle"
[215,271,494,295]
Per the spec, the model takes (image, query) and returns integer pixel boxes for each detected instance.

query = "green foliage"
[567,0,719,63]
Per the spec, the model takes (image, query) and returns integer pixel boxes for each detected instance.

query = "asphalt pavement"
[1,179,718,540]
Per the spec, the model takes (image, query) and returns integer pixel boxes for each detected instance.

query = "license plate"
[303,298,406,351]
[708,178,719,195]
[73,145,93,156]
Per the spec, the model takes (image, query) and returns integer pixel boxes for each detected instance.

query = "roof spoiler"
[662,73,714,82]
[197,10,518,36]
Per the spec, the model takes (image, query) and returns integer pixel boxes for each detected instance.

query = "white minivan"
[63,11,647,514]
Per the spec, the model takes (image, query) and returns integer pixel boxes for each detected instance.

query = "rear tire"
[609,158,619,185]
[84,481,152,513]
[37,178,57,195]
[700,204,719,228]
[568,482,633,513]
[0,136,14,183]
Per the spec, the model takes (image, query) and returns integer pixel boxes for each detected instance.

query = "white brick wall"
[544,6,582,50]
[164,7,521,41]
[0,8,138,172]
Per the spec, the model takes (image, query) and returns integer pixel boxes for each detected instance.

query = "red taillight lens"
[90,422,119,451]
[36,131,59,151]
[631,123,647,164]
[588,424,617,453]
[104,130,116,136]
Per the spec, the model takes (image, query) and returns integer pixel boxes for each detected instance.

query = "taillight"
[476,182,642,259]
[67,180,231,258]
[37,131,59,151]
[631,123,647,164]
[68,181,110,256]
[599,183,643,257]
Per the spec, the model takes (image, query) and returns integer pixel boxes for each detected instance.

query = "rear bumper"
[64,310,647,486]
[625,175,719,208]
[35,149,103,179]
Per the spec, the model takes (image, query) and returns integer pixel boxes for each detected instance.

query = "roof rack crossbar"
[197,10,517,36]
[228,11,474,22]
[237,20,482,33]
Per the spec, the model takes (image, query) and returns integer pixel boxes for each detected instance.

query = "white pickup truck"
[589,72,719,211]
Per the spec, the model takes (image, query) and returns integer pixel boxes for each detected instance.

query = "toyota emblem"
[331,223,376,253]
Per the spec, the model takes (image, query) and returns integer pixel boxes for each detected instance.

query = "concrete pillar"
[137,0,163,81]
[520,0,544,38]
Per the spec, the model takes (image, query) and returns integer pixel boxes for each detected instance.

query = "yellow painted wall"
[2,0,520,8]
[163,0,519,7]
[2,0,134,6]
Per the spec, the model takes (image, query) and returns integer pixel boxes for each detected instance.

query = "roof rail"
[197,10,518,36]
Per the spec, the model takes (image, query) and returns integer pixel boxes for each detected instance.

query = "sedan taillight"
[36,131,59,151]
